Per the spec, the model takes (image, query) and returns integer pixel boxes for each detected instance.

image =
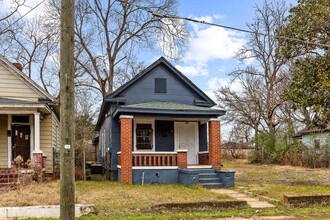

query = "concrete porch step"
[193,168,216,173]
[199,177,221,184]
[199,173,218,178]
[202,182,224,188]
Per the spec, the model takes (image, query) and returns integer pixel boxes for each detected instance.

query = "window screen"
[155,78,167,93]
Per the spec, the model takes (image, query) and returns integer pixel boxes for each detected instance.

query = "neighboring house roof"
[293,123,330,138]
[0,97,53,114]
[96,57,223,130]
[113,101,225,118]
[222,141,252,149]
[0,97,40,105]
[0,55,56,102]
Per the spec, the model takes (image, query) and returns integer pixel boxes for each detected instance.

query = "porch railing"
[132,152,178,166]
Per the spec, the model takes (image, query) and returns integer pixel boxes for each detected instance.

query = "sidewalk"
[211,189,276,209]
[0,204,94,219]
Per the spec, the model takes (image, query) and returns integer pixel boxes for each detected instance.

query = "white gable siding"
[0,65,42,101]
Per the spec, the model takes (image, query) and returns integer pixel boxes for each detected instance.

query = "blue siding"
[155,120,174,151]
[132,169,178,184]
[110,106,120,172]
[178,169,199,186]
[119,65,204,105]
[199,123,208,152]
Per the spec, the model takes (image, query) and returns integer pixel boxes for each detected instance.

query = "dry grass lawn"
[223,159,330,201]
[0,180,228,215]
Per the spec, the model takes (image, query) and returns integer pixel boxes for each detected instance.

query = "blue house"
[96,57,234,187]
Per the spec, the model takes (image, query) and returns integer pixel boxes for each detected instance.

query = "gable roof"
[96,57,219,130]
[294,123,330,138]
[0,55,56,102]
[106,57,216,106]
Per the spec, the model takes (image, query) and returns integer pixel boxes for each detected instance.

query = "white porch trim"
[133,118,155,152]
[32,112,42,153]
[132,166,178,170]
[198,151,209,154]
[7,115,12,168]
[119,115,133,119]
[187,165,212,169]
[29,115,34,159]
[132,151,177,155]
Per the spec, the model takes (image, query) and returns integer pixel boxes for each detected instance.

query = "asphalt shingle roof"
[123,101,222,112]
[0,97,39,105]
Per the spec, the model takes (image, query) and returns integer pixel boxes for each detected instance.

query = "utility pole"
[60,0,75,219]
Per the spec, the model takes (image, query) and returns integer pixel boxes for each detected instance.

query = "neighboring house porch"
[0,55,60,179]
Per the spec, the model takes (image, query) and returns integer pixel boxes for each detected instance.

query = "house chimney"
[12,63,23,71]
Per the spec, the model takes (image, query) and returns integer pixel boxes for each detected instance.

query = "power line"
[1,0,46,33]
[118,0,329,49]
[150,12,330,49]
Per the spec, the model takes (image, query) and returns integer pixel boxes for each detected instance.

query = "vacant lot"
[223,159,330,201]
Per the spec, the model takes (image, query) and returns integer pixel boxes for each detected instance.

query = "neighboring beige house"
[294,123,330,149]
[0,55,60,175]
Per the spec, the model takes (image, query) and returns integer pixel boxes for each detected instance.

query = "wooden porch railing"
[132,152,177,166]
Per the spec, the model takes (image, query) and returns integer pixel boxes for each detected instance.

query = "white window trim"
[134,118,155,152]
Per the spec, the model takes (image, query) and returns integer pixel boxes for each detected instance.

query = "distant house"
[222,141,253,159]
[96,57,235,187]
[0,55,60,176]
[294,123,330,149]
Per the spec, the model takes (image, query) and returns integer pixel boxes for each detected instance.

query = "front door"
[12,124,31,162]
[174,122,199,164]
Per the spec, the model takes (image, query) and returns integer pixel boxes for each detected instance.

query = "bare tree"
[46,0,187,97]
[0,0,26,35]
[217,0,288,135]
[7,16,59,94]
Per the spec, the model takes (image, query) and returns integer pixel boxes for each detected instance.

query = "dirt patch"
[144,200,248,212]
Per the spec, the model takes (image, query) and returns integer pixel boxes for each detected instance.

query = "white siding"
[0,65,42,101]
[40,113,53,173]
[302,132,330,148]
[0,115,8,168]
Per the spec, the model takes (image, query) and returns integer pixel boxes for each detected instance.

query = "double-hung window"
[136,124,153,150]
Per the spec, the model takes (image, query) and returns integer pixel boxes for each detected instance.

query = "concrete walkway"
[0,204,94,219]
[211,189,276,209]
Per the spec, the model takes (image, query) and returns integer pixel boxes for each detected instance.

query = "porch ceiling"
[114,101,225,119]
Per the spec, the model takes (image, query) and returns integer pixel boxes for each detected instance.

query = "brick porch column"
[177,149,187,169]
[33,152,44,182]
[208,119,221,169]
[120,115,133,184]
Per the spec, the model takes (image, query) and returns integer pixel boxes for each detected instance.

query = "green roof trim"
[113,101,226,118]
[124,101,222,112]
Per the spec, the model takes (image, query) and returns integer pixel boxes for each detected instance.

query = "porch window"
[136,124,153,150]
